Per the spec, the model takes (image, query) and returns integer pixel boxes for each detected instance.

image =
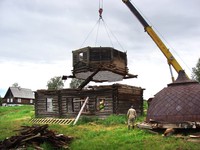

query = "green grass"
[0,105,200,150]
[0,105,34,139]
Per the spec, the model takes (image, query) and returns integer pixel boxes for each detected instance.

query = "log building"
[3,87,35,106]
[35,84,144,118]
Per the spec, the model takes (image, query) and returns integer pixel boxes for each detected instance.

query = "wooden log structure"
[35,84,144,119]
[72,47,137,82]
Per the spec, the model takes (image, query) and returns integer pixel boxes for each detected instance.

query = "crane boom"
[122,0,186,81]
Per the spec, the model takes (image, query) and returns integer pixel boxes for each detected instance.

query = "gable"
[4,87,35,99]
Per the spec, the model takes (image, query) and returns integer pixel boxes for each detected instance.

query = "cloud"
[0,0,199,99]
[0,60,72,94]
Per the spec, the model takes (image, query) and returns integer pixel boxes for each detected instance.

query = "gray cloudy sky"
[0,0,200,99]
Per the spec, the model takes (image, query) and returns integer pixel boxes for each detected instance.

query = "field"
[0,105,199,150]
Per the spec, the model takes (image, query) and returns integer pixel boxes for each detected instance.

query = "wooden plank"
[73,97,89,125]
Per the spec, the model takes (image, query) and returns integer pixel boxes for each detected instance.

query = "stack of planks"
[0,124,73,149]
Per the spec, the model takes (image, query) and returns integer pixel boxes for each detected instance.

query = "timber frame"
[71,47,137,82]
[35,84,144,119]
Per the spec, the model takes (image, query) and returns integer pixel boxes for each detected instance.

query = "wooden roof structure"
[4,87,35,99]
[63,46,137,90]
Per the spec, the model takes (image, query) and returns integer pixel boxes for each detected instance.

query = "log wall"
[35,90,60,118]
[35,84,144,118]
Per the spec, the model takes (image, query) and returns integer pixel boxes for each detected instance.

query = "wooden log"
[0,124,73,149]
[73,97,89,125]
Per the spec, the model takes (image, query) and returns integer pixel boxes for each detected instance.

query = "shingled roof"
[4,87,35,99]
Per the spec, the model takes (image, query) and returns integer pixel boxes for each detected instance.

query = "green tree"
[191,58,200,82]
[47,76,64,90]
[70,78,84,89]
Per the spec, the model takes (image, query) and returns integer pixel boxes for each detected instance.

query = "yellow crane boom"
[122,0,187,81]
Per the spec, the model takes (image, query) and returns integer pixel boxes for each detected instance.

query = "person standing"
[127,105,137,130]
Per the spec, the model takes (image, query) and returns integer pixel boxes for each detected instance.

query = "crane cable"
[96,0,124,50]
[81,0,124,51]
[99,0,103,19]
[95,0,107,46]
[131,1,192,74]
[80,20,99,48]
[80,0,104,48]
[95,2,114,47]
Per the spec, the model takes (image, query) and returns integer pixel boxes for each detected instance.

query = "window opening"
[18,98,21,103]
[79,52,83,61]
[98,98,105,111]
[46,98,53,112]
[72,98,89,112]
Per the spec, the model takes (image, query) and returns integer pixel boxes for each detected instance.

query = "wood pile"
[0,124,73,150]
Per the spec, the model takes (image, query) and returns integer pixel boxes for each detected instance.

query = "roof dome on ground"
[147,70,200,123]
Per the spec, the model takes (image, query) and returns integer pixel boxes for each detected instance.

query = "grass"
[0,105,34,139]
[0,105,200,150]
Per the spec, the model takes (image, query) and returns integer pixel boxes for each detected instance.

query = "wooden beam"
[73,97,89,125]
[78,69,101,90]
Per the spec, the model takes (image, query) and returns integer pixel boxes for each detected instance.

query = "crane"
[122,0,188,82]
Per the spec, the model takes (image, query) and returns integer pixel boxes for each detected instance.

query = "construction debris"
[174,132,200,143]
[0,124,73,150]
[137,121,200,142]
[163,128,175,137]
[137,120,200,130]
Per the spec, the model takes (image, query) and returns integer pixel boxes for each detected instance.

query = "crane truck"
[122,0,187,82]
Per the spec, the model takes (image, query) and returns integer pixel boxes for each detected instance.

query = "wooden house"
[3,87,35,106]
[35,84,144,118]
